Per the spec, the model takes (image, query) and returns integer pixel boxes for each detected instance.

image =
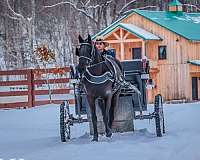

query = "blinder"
[78,42,95,66]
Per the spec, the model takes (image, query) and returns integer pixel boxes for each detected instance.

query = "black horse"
[76,35,123,141]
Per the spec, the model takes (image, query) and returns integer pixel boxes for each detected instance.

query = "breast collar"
[83,67,114,84]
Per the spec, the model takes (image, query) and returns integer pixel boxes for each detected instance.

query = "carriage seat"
[121,60,144,88]
[120,59,147,110]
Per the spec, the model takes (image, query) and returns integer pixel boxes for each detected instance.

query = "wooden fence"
[0,67,75,109]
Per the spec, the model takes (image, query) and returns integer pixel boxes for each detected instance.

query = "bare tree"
[0,0,200,70]
[5,0,38,68]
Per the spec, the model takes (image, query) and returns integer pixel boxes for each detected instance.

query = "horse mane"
[92,45,103,64]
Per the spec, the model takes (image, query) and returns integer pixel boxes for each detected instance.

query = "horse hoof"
[106,132,112,138]
[92,137,98,142]
[92,136,98,142]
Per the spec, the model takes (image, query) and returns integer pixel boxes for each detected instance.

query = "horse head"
[76,34,98,74]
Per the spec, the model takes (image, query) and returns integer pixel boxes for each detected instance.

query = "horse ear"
[78,35,84,43]
[75,47,79,56]
[87,34,92,44]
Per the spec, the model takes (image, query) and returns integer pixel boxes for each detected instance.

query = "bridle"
[79,42,95,66]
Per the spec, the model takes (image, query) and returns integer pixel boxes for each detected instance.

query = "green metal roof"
[168,0,182,7]
[133,10,200,41]
[93,9,200,41]
[188,60,200,66]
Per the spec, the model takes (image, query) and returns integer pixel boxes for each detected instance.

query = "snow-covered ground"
[0,102,200,160]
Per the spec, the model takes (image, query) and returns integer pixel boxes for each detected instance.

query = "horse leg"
[105,95,113,138]
[98,99,107,135]
[109,89,120,128]
[87,96,98,141]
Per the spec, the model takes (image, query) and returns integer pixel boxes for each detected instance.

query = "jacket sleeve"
[106,50,116,58]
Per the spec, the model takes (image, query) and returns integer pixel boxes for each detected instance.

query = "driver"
[94,36,116,58]
[94,36,123,72]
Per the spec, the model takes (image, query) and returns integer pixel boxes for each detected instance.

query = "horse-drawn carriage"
[60,35,165,142]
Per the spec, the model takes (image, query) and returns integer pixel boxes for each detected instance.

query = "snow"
[0,57,6,71]
[173,15,200,24]
[119,23,161,40]
[188,60,200,66]
[0,102,200,160]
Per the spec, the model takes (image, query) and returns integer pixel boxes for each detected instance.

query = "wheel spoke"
[60,101,71,142]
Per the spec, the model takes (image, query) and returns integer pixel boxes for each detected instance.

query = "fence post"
[27,69,34,108]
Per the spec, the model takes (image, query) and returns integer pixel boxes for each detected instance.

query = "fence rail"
[0,67,75,109]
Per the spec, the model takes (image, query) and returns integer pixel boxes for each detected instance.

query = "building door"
[192,77,198,100]
[132,48,142,59]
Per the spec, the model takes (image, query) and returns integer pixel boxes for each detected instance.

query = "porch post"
[120,42,125,60]
[120,28,125,60]
[142,40,146,58]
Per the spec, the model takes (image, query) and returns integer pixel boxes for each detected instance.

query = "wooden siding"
[120,12,200,101]
[104,12,200,102]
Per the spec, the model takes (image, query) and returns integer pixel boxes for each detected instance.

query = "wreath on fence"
[34,44,66,102]
[34,44,65,75]
[34,44,55,62]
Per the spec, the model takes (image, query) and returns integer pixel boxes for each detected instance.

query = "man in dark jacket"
[95,36,116,58]
[95,36,122,71]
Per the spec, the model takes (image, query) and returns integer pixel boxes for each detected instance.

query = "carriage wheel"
[60,101,71,142]
[154,94,165,137]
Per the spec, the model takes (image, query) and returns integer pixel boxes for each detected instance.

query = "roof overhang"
[93,23,161,41]
[118,23,161,40]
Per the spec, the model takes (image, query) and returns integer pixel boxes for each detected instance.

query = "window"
[132,48,142,59]
[158,46,167,60]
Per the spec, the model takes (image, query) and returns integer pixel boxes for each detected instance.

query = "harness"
[78,43,121,92]
[79,43,95,65]
[103,55,124,92]
[84,68,114,84]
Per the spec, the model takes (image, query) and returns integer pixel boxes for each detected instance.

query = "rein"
[78,42,117,86]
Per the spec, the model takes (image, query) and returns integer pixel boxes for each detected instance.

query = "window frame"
[158,46,167,60]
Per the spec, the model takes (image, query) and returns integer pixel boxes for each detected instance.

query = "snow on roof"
[188,60,200,66]
[94,22,161,41]
[133,10,200,41]
[173,15,200,24]
[119,23,161,40]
